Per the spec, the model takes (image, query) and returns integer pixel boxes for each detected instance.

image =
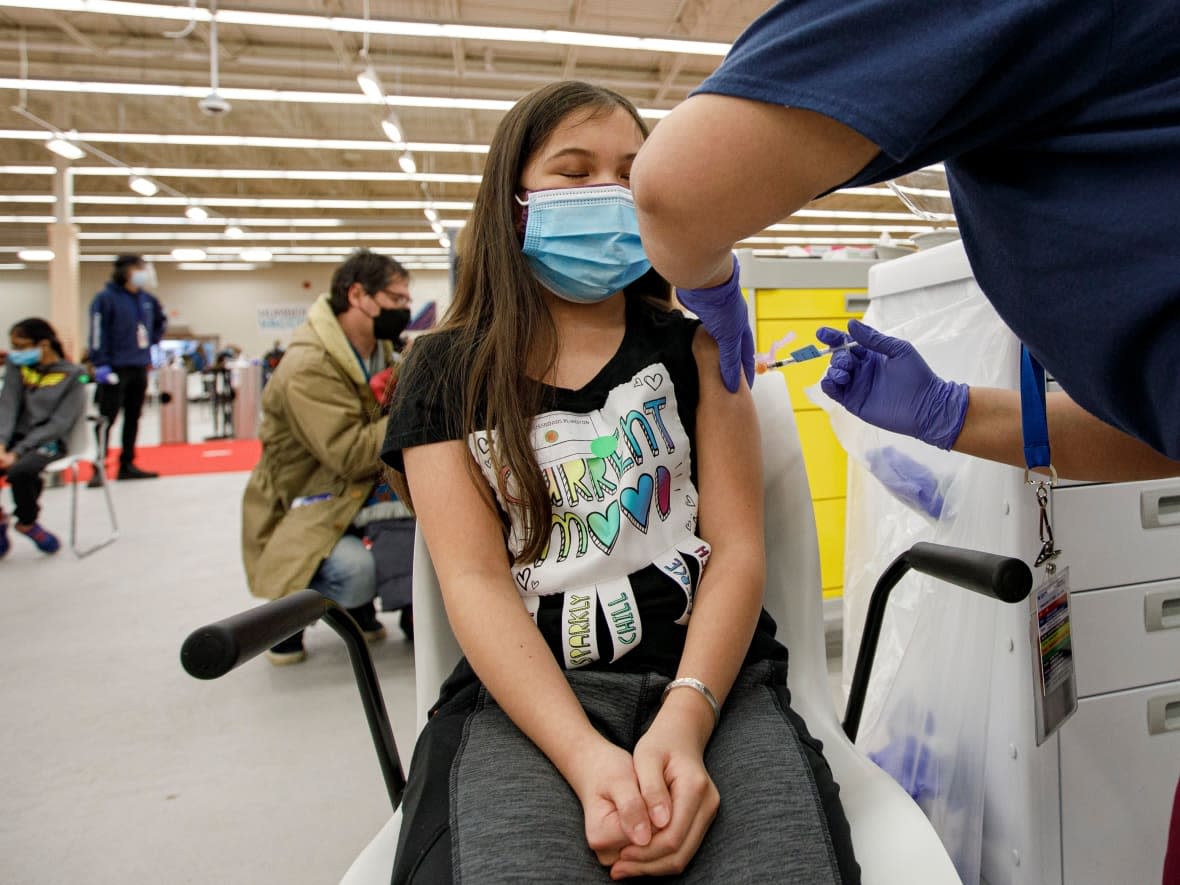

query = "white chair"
[184,370,1029,882]
[340,370,963,884]
[42,411,119,557]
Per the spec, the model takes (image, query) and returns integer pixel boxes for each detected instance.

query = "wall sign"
[256,303,309,332]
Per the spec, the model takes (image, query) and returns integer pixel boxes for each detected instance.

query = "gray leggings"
[392,661,859,884]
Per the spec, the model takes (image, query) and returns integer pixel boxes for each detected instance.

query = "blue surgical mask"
[130,269,153,289]
[9,348,41,367]
[517,185,652,303]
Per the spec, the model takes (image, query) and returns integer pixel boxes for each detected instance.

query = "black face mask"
[374,307,412,341]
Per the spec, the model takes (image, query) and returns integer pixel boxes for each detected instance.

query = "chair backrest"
[409,370,836,733]
[64,407,97,462]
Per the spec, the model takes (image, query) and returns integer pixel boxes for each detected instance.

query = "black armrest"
[180,590,406,809]
[842,543,1033,742]
[905,542,1032,604]
[181,589,331,679]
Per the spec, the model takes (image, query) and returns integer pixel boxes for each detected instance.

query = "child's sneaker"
[16,523,61,554]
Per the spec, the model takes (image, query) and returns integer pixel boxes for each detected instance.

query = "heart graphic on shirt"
[621,473,654,533]
[643,373,664,391]
[632,377,645,388]
[685,494,696,508]
[475,435,491,455]
[587,501,621,555]
[655,466,671,521]
[514,568,531,592]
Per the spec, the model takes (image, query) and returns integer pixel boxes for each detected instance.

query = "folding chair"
[42,411,118,557]
[182,371,1031,883]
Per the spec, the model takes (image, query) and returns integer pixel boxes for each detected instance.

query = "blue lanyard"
[349,343,376,381]
[1019,345,1051,471]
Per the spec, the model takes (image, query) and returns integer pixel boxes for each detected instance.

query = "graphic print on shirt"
[470,362,710,667]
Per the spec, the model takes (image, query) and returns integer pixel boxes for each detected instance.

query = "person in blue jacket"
[87,254,166,482]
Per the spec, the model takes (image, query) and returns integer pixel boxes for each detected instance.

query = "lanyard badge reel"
[1020,346,1078,745]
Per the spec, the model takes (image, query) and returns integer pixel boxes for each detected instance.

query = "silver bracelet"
[662,677,720,724]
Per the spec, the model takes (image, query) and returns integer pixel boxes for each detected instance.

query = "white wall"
[0,264,451,358]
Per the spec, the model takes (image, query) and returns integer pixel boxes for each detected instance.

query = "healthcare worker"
[630,0,1180,466]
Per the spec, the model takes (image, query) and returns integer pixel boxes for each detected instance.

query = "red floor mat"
[75,439,262,479]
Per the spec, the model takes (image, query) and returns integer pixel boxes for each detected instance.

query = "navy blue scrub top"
[696,0,1180,459]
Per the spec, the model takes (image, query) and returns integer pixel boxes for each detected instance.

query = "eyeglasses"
[370,287,411,308]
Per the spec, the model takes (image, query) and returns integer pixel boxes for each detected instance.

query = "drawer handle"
[1145,591,1180,632]
[1147,695,1180,736]
[844,294,870,314]
[1140,488,1180,529]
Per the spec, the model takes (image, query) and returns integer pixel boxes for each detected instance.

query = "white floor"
[0,467,845,885]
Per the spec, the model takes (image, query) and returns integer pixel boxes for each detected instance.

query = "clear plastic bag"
[806,289,1020,884]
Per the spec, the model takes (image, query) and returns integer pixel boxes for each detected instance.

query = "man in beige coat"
[241,249,412,664]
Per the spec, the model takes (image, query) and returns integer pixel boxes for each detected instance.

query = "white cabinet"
[1060,680,1180,885]
[851,242,1180,885]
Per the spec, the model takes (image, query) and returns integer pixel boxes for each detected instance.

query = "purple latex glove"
[866,446,946,518]
[818,320,969,450]
[675,254,754,392]
[94,365,119,385]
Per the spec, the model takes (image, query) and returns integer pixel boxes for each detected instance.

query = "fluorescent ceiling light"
[224,223,245,238]
[776,209,926,222]
[239,248,274,262]
[356,66,384,103]
[45,137,85,160]
[381,114,404,144]
[199,245,451,256]
[0,214,346,227]
[0,79,670,118]
[171,247,207,261]
[45,166,484,184]
[17,248,54,260]
[398,154,417,175]
[0,262,26,269]
[68,196,477,210]
[179,262,256,271]
[128,175,158,196]
[0,130,492,155]
[423,207,438,223]
[0,2,727,57]
[78,230,442,241]
[438,237,450,249]
[430,220,445,235]
[185,205,209,221]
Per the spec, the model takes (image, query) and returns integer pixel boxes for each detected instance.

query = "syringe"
[755,341,853,374]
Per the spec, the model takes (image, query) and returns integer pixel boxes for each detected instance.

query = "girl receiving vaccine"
[381,81,859,884]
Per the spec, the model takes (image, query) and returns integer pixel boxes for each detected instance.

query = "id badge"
[1028,566,1078,745]
[136,323,149,349]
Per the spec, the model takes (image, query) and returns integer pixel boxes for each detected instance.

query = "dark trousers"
[393,660,860,885]
[95,365,148,467]
[1,448,56,525]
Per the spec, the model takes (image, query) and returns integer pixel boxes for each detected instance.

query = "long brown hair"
[406,81,672,563]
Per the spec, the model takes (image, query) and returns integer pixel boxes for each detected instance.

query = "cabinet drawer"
[1071,578,1180,697]
[813,497,846,591]
[1053,478,1180,591]
[756,318,848,410]
[756,288,867,319]
[1060,679,1180,885]
[797,410,847,500]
